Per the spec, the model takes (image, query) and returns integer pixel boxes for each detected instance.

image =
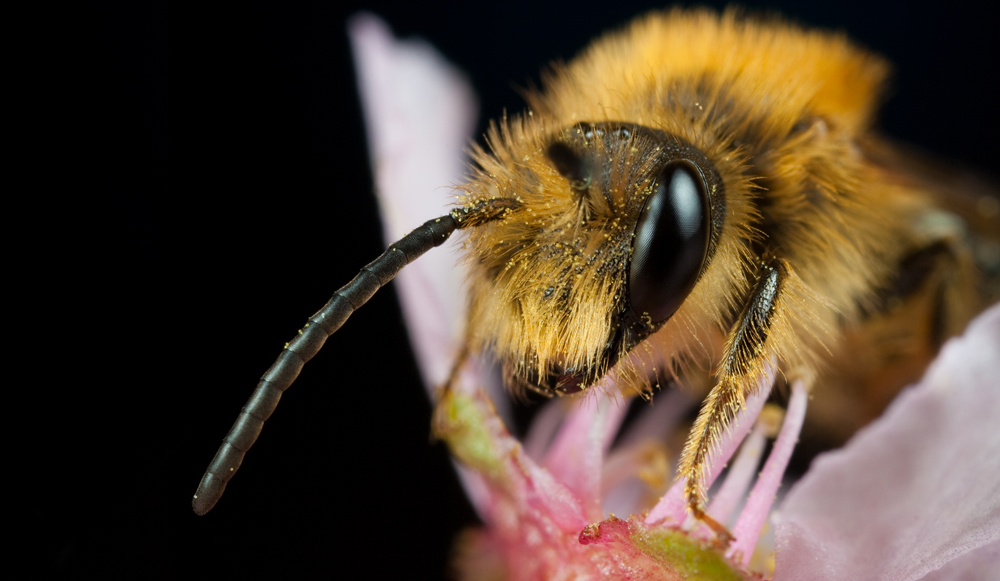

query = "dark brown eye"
[628,161,710,323]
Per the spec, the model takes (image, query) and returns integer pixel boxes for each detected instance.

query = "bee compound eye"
[628,161,710,323]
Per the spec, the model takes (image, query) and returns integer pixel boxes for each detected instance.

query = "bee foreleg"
[678,258,789,536]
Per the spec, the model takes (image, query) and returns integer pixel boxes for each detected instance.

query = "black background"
[43,1,998,578]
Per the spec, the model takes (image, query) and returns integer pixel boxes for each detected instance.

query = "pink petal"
[440,387,750,580]
[774,304,1000,581]
[436,388,599,577]
[542,387,629,521]
[614,386,699,453]
[918,539,999,581]
[523,399,570,462]
[351,14,518,517]
[348,13,477,394]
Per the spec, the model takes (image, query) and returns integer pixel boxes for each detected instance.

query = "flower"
[348,14,1000,579]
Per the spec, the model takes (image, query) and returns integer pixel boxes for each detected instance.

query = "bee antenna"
[192,198,520,515]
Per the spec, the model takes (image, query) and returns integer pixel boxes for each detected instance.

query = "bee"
[192,6,1000,543]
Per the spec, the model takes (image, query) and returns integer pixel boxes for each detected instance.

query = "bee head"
[461,121,725,396]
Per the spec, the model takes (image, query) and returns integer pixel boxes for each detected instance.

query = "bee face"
[452,10,901,408]
[460,121,727,395]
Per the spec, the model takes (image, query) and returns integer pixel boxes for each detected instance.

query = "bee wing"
[862,136,1000,242]
[862,136,1000,304]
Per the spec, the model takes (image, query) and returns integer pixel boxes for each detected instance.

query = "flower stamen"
[645,365,776,527]
[727,381,808,565]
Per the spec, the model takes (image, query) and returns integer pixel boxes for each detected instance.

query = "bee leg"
[678,259,789,538]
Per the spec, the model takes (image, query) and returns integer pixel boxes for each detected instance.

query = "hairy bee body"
[456,9,999,507]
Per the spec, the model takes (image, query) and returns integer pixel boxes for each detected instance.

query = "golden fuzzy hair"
[453,7,995,515]
[459,9,896,393]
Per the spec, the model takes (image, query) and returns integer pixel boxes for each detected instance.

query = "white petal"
[774,304,1000,581]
